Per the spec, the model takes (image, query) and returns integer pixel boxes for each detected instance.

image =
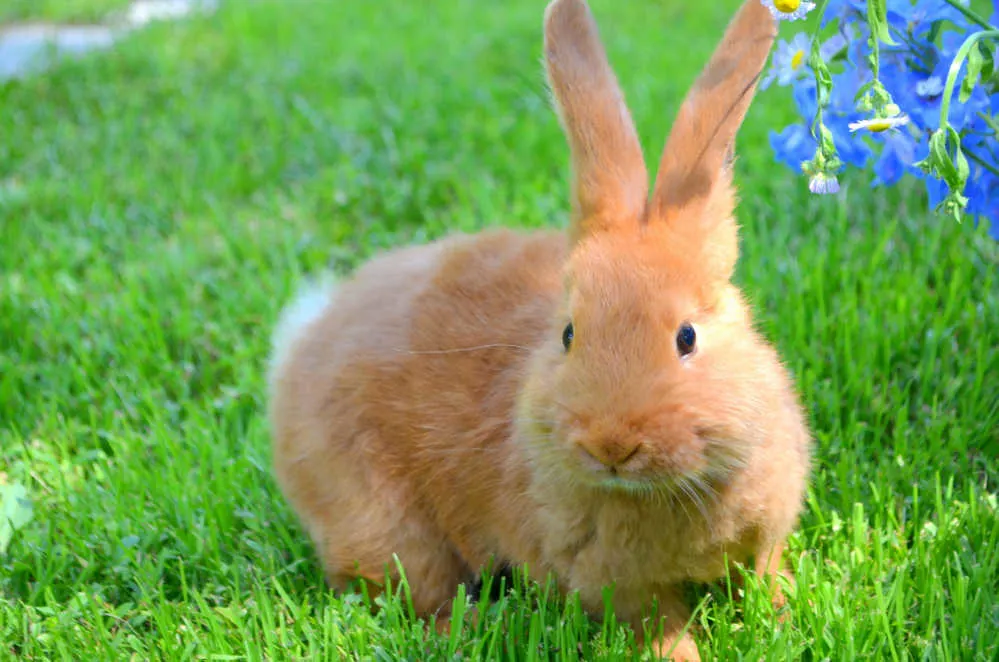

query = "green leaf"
[866,0,896,45]
[951,131,970,184]
[980,43,997,91]
[809,41,833,107]
[0,483,34,555]
[854,80,875,103]
[817,123,837,156]
[977,111,999,135]
[914,128,971,221]
[940,190,970,223]
[960,42,987,103]
[938,126,971,193]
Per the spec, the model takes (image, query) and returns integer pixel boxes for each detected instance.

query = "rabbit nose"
[578,439,641,469]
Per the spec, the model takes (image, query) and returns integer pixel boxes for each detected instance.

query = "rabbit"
[267,0,810,659]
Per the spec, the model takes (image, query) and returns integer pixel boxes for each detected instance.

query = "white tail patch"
[268,276,337,383]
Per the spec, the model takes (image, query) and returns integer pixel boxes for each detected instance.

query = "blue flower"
[965,172,999,239]
[891,0,969,35]
[969,185,999,238]
[770,124,816,170]
[767,0,998,231]
[790,76,819,117]
[820,0,866,28]
[871,131,921,186]
[817,0,955,32]
[924,176,949,212]
[864,26,991,137]
[823,73,876,167]
[962,126,999,237]
[771,71,876,173]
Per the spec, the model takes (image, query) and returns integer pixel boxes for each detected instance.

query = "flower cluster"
[762,0,999,238]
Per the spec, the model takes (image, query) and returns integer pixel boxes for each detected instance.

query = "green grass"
[0,0,133,24]
[1,0,998,659]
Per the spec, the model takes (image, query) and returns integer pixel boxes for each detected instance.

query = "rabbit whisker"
[400,343,534,356]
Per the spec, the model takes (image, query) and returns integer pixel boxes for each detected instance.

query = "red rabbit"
[268,0,811,658]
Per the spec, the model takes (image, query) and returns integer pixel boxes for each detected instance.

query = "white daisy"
[760,0,815,21]
[848,115,911,133]
[808,172,840,195]
[760,0,817,22]
[761,33,811,90]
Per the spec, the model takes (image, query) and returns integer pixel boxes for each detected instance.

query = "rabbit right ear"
[544,0,648,243]
[650,0,776,228]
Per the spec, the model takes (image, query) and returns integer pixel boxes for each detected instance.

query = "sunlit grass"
[1,0,997,659]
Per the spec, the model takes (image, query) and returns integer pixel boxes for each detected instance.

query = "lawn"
[1,0,997,659]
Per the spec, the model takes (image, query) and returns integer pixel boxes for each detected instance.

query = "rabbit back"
[269,228,566,601]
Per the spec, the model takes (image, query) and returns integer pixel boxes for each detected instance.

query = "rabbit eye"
[676,322,696,357]
[562,322,574,352]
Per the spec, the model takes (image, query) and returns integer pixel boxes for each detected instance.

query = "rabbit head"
[518,0,782,495]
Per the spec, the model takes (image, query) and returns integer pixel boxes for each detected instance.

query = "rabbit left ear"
[649,0,776,229]
[544,0,649,244]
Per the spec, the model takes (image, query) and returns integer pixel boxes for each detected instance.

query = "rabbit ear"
[544,0,648,242]
[649,0,776,228]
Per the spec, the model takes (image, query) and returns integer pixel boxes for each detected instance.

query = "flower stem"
[977,111,999,136]
[809,0,831,40]
[888,25,934,69]
[940,0,995,31]
[938,30,999,131]
[966,150,999,178]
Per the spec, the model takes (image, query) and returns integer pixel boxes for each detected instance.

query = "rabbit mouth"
[595,473,657,493]
[582,434,747,499]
